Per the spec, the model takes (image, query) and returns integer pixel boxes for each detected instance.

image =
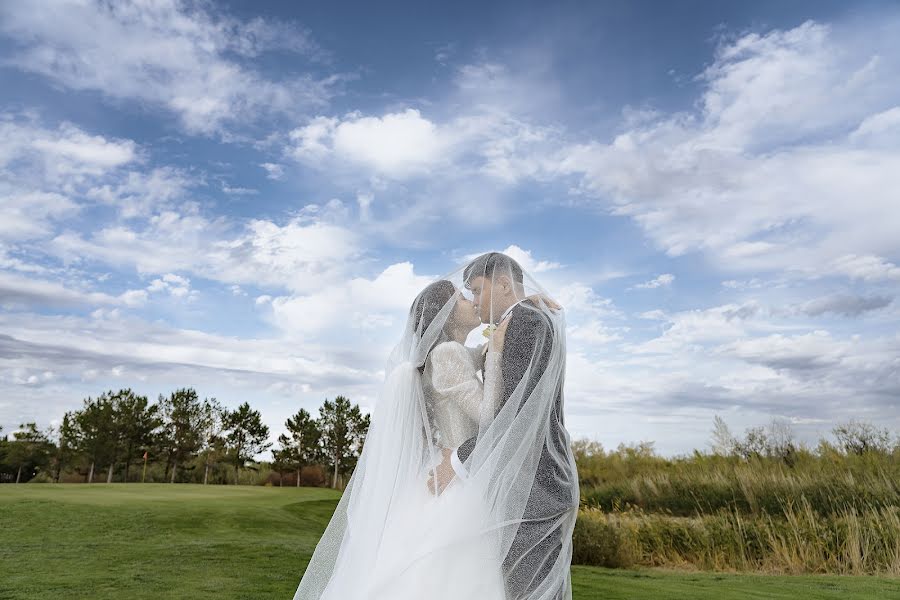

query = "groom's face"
[467,275,494,324]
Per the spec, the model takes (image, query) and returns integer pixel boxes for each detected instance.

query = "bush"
[257,465,328,487]
[573,508,634,568]
[27,470,54,483]
[300,465,327,487]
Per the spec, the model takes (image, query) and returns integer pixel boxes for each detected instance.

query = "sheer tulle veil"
[292,252,580,600]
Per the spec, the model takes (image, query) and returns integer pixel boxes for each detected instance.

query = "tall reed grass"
[572,436,900,574]
[574,501,900,575]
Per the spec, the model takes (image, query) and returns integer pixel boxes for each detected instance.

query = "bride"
[293,254,579,600]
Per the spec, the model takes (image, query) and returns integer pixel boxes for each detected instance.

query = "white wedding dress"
[317,341,506,600]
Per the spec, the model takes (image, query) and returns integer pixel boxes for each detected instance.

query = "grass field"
[2,484,899,600]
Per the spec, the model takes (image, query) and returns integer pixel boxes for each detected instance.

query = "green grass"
[571,566,900,599]
[2,484,899,600]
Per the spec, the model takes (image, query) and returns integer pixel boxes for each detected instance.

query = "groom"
[429,251,575,600]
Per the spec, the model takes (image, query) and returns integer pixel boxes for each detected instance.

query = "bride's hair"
[410,279,456,368]
[410,279,457,445]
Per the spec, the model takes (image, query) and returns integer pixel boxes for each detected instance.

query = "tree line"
[0,388,370,488]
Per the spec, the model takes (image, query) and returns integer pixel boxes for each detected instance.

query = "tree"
[271,447,290,486]
[73,393,118,483]
[113,390,160,482]
[158,388,206,483]
[736,426,770,460]
[223,402,271,485]
[766,418,798,465]
[317,396,369,489]
[710,416,797,464]
[280,408,321,487]
[710,415,736,455]
[198,398,227,485]
[832,420,892,455]
[52,412,78,483]
[0,425,6,482]
[6,423,52,483]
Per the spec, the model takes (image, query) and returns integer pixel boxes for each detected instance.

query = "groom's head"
[464,252,525,324]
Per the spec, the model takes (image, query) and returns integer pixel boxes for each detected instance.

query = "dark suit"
[456,302,576,600]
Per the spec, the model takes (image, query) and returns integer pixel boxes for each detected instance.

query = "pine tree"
[199,398,227,485]
[113,390,160,482]
[317,396,370,489]
[6,423,52,483]
[223,402,271,485]
[158,388,205,483]
[280,408,321,487]
[73,393,117,483]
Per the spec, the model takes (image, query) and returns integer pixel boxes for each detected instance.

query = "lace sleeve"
[429,342,483,423]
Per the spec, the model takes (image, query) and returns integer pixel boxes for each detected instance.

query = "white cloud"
[49,211,360,294]
[0,1,336,135]
[796,294,892,317]
[498,245,562,273]
[119,289,149,307]
[555,281,628,349]
[0,115,194,241]
[634,273,675,289]
[435,42,456,65]
[568,320,623,345]
[147,273,193,299]
[830,254,900,282]
[850,106,900,143]
[331,110,446,176]
[0,116,137,183]
[30,124,136,174]
[221,184,258,196]
[269,261,433,336]
[0,309,376,397]
[625,302,766,355]
[722,330,849,374]
[290,109,448,178]
[564,297,900,453]
[0,271,146,308]
[553,20,900,278]
[557,282,619,318]
[85,166,193,219]
[453,61,561,120]
[285,61,561,182]
[287,104,558,187]
[211,217,360,292]
[259,162,285,180]
[0,190,78,242]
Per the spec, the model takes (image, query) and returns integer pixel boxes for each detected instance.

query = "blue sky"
[1,0,899,455]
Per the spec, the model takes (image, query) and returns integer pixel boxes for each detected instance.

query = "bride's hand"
[426,448,455,494]
[490,319,510,352]
[526,294,562,312]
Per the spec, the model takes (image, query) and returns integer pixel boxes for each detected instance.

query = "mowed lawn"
[2,485,899,600]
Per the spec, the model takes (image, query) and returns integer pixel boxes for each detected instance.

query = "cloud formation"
[554,20,900,279]
[0,0,337,135]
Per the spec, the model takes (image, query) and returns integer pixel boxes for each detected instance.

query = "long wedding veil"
[292,252,580,600]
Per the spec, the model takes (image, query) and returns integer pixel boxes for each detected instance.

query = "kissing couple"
[293,251,580,600]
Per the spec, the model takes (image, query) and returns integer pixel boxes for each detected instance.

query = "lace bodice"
[424,341,504,447]
[423,342,479,447]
